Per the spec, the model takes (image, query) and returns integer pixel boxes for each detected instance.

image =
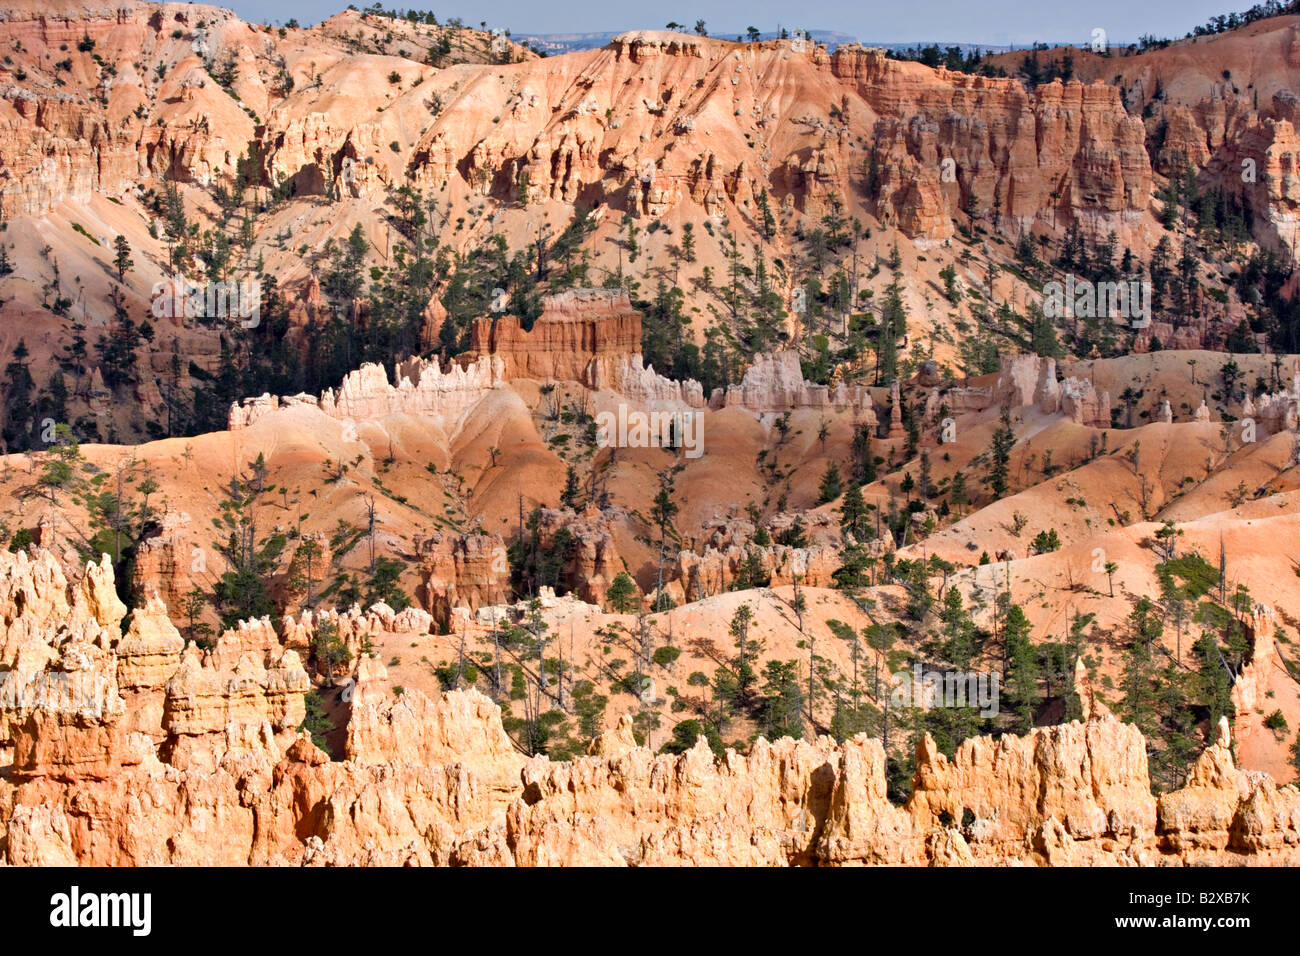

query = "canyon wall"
[828,47,1152,238]
[1016,20,1300,262]
[409,31,1154,243]
[0,3,264,218]
[2,4,1171,243]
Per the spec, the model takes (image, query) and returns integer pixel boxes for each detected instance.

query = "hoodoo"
[0,1,1298,889]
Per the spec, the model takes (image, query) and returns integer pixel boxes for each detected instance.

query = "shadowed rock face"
[0,549,1298,866]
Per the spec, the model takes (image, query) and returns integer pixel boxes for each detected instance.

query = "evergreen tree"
[839,482,868,539]
[850,423,877,484]
[211,466,288,629]
[311,618,352,687]
[2,340,35,450]
[1029,305,1064,358]
[650,472,679,610]
[1003,603,1037,731]
[949,470,969,514]
[987,407,1015,497]
[725,603,761,712]
[756,188,776,239]
[817,462,842,504]
[757,659,805,740]
[605,571,640,614]
[876,276,906,384]
[298,691,336,754]
[113,234,134,282]
[560,465,581,509]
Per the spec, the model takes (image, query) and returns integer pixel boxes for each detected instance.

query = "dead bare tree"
[365,495,377,573]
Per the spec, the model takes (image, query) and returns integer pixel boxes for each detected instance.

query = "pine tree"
[949,470,969,514]
[560,465,580,509]
[211,465,288,629]
[850,423,877,484]
[1029,305,1063,358]
[311,618,352,687]
[839,482,867,538]
[298,691,336,753]
[2,340,35,450]
[987,407,1015,497]
[757,660,805,740]
[757,188,776,239]
[817,462,842,504]
[1003,603,1037,731]
[876,276,906,384]
[1120,598,1164,740]
[650,471,679,610]
[1120,636,1157,737]
[605,571,640,613]
[113,234,134,282]
[680,222,696,263]
[728,603,760,711]
[1193,631,1232,730]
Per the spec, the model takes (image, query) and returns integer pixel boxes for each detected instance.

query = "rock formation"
[416,530,513,627]
[460,289,707,412]
[908,718,1157,863]
[0,549,125,748]
[994,354,1111,427]
[1242,360,1300,437]
[130,507,205,612]
[0,549,1297,866]
[463,289,642,385]
[670,511,853,603]
[712,351,876,422]
[282,602,434,664]
[229,355,506,430]
[116,593,185,739]
[408,33,1152,243]
[530,507,624,607]
[4,5,1300,872]
[160,640,310,773]
[887,379,906,439]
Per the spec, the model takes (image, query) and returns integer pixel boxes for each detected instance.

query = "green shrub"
[652,645,681,667]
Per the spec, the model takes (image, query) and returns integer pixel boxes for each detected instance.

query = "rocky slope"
[3,285,1300,775]
[0,1,1285,440]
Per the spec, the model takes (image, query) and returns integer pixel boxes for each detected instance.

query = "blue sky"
[224,0,1245,46]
